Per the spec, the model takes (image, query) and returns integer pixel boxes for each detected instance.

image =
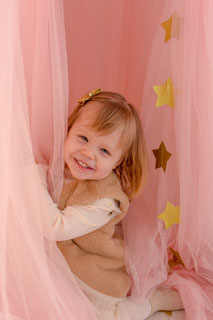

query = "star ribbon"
[153,77,175,109]
[161,11,184,42]
[152,141,172,172]
[158,201,180,229]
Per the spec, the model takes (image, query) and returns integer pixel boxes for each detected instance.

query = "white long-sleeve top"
[38,165,121,241]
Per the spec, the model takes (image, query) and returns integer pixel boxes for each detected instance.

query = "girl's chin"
[69,166,94,180]
[67,162,111,180]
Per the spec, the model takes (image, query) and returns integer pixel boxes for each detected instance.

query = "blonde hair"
[68,91,148,201]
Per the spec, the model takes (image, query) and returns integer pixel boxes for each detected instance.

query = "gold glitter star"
[152,141,172,172]
[168,247,185,270]
[158,201,180,230]
[153,77,175,108]
[161,11,184,42]
[162,311,173,317]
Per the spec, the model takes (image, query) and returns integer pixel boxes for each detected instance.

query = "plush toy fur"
[57,171,130,298]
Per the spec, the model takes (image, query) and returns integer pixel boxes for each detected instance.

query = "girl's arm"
[37,164,120,241]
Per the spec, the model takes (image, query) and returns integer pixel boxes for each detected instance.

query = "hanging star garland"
[161,10,184,42]
[152,141,172,172]
[158,201,180,229]
[153,77,175,109]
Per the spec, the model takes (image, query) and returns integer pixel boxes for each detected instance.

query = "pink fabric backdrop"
[63,0,165,111]
[0,0,213,319]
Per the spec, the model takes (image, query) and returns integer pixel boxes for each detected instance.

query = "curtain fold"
[0,1,97,318]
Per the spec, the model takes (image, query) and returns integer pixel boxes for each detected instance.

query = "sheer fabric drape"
[123,1,213,319]
[0,1,97,319]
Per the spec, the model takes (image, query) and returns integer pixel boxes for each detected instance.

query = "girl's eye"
[79,135,88,142]
[101,148,110,155]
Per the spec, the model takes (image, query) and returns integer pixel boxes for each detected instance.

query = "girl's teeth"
[77,160,88,168]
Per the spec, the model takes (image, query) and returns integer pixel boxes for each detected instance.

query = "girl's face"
[64,103,124,180]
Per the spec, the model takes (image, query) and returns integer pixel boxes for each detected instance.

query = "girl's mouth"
[74,158,93,170]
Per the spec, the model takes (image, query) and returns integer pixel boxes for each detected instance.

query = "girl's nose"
[80,149,95,160]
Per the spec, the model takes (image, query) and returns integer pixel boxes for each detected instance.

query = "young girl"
[37,89,185,320]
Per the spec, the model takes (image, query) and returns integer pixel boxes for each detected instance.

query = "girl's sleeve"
[37,165,121,241]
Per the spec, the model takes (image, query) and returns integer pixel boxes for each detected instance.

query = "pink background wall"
[63,0,165,111]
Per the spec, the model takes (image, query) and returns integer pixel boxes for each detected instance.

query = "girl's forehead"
[72,111,125,147]
[78,111,94,124]
[73,115,95,131]
[78,101,102,120]
[74,115,124,138]
[74,104,105,130]
[71,101,130,150]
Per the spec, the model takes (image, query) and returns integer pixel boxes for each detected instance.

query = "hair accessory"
[78,88,101,105]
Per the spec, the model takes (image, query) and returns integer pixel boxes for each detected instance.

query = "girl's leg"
[147,310,185,320]
[149,288,184,314]
[117,289,184,320]
[116,296,152,320]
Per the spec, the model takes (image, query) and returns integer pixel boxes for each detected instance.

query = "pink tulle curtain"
[0,1,98,319]
[122,0,213,318]
[20,0,68,201]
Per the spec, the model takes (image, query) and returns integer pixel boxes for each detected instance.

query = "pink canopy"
[0,0,213,319]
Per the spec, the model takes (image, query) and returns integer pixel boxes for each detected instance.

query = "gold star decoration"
[161,11,184,42]
[168,247,185,271]
[152,141,172,172]
[162,311,173,317]
[153,77,175,109]
[158,201,180,230]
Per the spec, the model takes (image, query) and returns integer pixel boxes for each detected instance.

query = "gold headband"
[78,88,101,105]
